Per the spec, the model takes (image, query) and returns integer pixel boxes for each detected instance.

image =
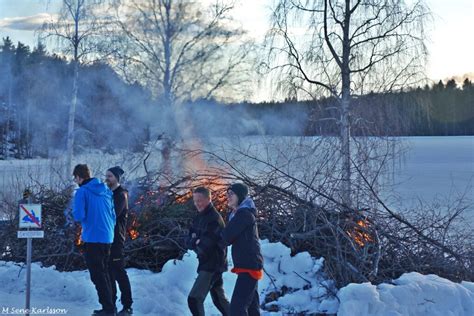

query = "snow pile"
[1,241,473,315]
[259,240,338,314]
[0,240,336,315]
[338,272,474,316]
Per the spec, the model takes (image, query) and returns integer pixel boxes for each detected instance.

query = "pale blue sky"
[0,0,473,96]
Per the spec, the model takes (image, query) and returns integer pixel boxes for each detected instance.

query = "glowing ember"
[128,218,140,240]
[347,219,373,247]
[75,225,84,246]
[175,190,193,204]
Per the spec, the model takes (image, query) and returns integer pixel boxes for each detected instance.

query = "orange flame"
[128,218,140,240]
[347,219,373,247]
[174,177,228,211]
[75,225,84,246]
[172,138,229,211]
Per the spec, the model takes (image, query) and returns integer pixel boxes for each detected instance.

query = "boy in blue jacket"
[73,164,116,316]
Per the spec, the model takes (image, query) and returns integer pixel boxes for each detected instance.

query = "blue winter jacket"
[73,178,116,243]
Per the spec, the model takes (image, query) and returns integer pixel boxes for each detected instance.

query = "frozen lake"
[391,136,473,208]
[0,136,473,220]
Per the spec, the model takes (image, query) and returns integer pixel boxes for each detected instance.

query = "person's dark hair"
[193,187,211,199]
[73,164,91,180]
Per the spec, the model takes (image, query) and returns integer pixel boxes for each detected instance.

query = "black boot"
[118,307,133,315]
[92,309,116,316]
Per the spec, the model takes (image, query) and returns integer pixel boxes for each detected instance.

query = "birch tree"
[42,0,111,177]
[109,0,254,177]
[266,0,429,207]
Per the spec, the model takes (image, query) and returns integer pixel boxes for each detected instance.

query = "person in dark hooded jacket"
[187,187,230,316]
[105,166,133,316]
[72,164,116,316]
[219,183,263,316]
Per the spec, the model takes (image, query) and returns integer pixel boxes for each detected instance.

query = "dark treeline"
[1,37,473,159]
[303,81,474,136]
[0,37,152,159]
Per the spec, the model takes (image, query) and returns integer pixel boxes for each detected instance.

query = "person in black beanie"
[219,183,264,316]
[105,166,133,316]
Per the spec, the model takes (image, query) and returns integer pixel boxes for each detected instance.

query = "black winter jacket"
[187,203,228,273]
[111,185,128,258]
[220,197,263,270]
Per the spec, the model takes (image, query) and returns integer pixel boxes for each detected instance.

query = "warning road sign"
[19,204,42,228]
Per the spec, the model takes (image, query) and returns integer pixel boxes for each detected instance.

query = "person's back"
[74,177,116,243]
[72,164,116,316]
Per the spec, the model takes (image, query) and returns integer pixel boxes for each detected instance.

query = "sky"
[0,0,473,100]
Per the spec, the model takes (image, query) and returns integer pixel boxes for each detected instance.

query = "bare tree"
[107,0,255,179]
[42,0,111,177]
[265,0,429,207]
[111,0,254,105]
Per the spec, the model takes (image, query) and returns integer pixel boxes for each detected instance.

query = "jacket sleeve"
[110,195,116,224]
[220,210,254,247]
[114,191,128,218]
[186,221,197,250]
[73,189,86,222]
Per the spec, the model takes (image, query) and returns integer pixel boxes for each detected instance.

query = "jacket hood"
[237,197,256,215]
[82,178,110,196]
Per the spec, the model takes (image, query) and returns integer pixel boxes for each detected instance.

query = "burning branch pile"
[1,138,472,288]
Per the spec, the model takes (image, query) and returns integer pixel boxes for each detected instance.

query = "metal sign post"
[18,192,43,316]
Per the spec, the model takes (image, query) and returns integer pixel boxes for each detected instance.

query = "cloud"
[0,13,55,31]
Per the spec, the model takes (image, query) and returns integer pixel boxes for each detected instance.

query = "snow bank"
[337,272,474,316]
[0,240,336,315]
[1,241,473,316]
[259,240,338,314]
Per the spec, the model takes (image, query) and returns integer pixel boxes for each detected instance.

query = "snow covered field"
[1,240,473,316]
[390,136,473,213]
[0,136,472,315]
[1,136,472,220]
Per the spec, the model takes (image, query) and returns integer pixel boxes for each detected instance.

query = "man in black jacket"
[187,187,230,316]
[105,166,133,316]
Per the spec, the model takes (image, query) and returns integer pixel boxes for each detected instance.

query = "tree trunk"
[66,60,79,178]
[340,0,352,208]
[5,75,13,159]
[66,8,80,179]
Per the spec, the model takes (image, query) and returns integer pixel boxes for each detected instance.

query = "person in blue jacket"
[72,164,116,316]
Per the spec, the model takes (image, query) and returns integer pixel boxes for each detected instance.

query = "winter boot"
[92,309,116,316]
[118,307,133,315]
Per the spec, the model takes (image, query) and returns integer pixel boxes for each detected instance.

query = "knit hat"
[228,183,249,205]
[108,166,125,182]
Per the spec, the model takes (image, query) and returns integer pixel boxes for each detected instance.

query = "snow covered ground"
[338,273,474,316]
[1,240,473,316]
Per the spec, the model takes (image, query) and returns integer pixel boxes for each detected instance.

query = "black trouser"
[109,243,133,309]
[230,273,260,316]
[188,271,230,316]
[84,242,115,312]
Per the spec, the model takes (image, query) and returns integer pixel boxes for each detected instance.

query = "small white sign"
[19,204,42,228]
[17,230,44,238]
